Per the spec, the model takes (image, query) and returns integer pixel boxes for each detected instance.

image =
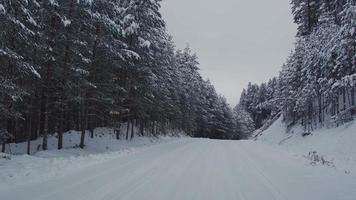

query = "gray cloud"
[160,0,297,106]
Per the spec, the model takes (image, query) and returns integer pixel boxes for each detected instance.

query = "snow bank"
[0,128,185,189]
[257,116,356,174]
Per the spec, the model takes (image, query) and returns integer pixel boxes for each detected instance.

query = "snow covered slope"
[2,127,185,155]
[0,128,185,189]
[257,116,356,174]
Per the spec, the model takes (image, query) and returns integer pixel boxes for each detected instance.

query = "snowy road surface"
[1,138,356,200]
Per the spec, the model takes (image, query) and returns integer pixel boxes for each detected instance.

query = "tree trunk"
[126,120,130,140]
[80,128,85,149]
[155,122,158,136]
[90,129,94,139]
[58,130,63,150]
[352,88,355,106]
[79,98,87,149]
[343,88,347,111]
[115,128,120,140]
[140,120,144,136]
[13,119,18,143]
[6,119,13,141]
[27,115,32,155]
[58,110,64,150]
[87,24,100,139]
[336,95,340,114]
[318,94,322,124]
[130,119,134,140]
[40,13,57,151]
[1,143,5,153]
[57,96,65,150]
[151,121,155,136]
[41,104,48,151]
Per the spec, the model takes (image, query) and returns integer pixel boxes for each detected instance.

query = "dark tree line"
[236,0,356,136]
[0,0,238,153]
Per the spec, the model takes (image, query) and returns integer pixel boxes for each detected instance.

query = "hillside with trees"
[236,0,356,137]
[0,0,239,153]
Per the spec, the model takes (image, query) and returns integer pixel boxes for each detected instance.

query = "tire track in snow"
[111,139,208,200]
[238,143,288,200]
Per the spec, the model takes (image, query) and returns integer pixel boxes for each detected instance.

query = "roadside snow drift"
[257,116,356,174]
[0,128,184,189]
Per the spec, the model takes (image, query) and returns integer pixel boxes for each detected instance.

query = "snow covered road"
[1,138,356,200]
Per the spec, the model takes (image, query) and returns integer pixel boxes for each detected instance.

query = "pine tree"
[292,0,321,36]
[0,0,40,145]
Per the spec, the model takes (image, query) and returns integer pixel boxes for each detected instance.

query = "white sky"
[160,0,297,106]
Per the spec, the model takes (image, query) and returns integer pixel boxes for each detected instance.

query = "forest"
[0,0,238,153]
[1,0,355,152]
[1,1,356,198]
[236,0,356,137]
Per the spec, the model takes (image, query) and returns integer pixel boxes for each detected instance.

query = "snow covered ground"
[1,136,356,199]
[0,128,184,190]
[257,117,356,174]
[1,123,356,200]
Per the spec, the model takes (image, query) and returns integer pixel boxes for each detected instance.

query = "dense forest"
[1,0,355,151]
[0,0,239,153]
[236,0,356,137]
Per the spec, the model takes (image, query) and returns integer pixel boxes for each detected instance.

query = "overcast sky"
[160,0,297,106]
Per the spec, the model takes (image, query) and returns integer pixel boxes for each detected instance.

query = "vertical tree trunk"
[336,93,340,126]
[126,120,130,140]
[115,126,120,140]
[41,13,57,151]
[318,94,322,124]
[80,128,85,149]
[144,120,148,136]
[58,106,64,150]
[87,24,100,140]
[41,99,48,150]
[343,88,347,111]
[30,109,38,141]
[6,119,12,141]
[27,115,32,155]
[29,33,39,145]
[322,95,325,123]
[90,129,94,139]
[1,143,5,153]
[58,130,63,150]
[155,121,158,136]
[151,121,155,136]
[130,119,134,140]
[79,98,87,149]
[336,95,340,114]
[13,119,18,143]
[140,120,144,136]
[352,88,355,106]
[56,0,75,149]
[351,88,356,117]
